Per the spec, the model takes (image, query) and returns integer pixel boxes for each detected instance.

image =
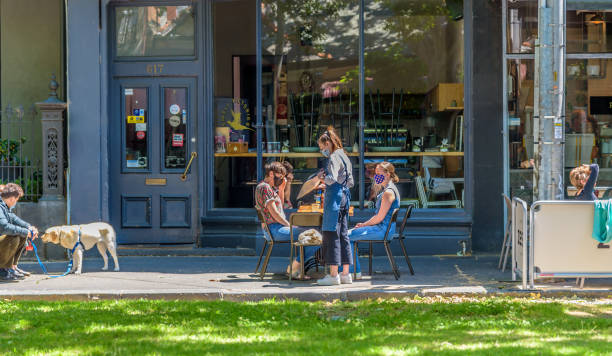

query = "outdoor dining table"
[290,205,354,281]
[297,204,355,216]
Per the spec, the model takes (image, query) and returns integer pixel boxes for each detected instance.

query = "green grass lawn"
[0,297,610,355]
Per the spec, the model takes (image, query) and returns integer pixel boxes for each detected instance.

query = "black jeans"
[322,201,352,266]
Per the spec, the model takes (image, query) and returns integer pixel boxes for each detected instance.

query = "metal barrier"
[511,197,528,289]
[528,200,612,288]
[0,104,42,201]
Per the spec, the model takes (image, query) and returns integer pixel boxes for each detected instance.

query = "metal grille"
[0,104,42,201]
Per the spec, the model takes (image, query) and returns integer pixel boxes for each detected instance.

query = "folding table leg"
[300,246,305,280]
[289,243,294,282]
[254,240,268,273]
[398,239,414,275]
[353,242,358,281]
[260,242,274,280]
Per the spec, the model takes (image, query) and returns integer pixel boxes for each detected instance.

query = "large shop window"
[363,0,465,209]
[213,0,257,208]
[260,0,360,207]
[213,0,465,210]
[504,5,612,202]
[507,59,535,204]
[565,58,612,199]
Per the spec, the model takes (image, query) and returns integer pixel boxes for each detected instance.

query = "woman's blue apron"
[322,155,351,231]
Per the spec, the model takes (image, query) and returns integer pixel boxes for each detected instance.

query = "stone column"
[36,75,66,201]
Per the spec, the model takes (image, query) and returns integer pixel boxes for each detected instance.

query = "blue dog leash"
[29,227,84,278]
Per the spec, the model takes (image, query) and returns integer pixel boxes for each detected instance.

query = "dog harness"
[30,226,85,278]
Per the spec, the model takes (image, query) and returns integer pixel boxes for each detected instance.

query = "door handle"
[181,152,197,181]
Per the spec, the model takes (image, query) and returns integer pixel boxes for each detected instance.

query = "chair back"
[383,208,400,242]
[289,212,323,244]
[502,193,512,222]
[256,208,273,242]
[397,205,413,240]
[415,176,428,207]
[289,212,323,228]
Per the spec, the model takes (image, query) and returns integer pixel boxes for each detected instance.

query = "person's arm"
[0,212,30,237]
[9,213,31,230]
[584,163,600,195]
[323,156,340,186]
[277,178,286,207]
[266,200,290,226]
[355,190,395,228]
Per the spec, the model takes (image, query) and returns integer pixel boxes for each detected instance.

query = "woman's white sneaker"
[340,273,353,284]
[317,274,341,286]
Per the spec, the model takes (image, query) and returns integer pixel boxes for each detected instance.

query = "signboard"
[172,133,184,147]
[127,115,145,124]
[590,96,612,115]
[512,198,528,289]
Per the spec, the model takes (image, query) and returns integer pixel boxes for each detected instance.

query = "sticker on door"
[172,133,184,147]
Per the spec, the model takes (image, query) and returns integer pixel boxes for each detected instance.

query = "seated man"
[0,183,38,280]
[255,161,318,279]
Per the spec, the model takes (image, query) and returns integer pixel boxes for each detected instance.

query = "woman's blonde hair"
[378,161,399,183]
[318,126,343,152]
[570,165,590,190]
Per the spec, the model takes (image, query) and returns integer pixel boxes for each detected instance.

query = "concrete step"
[116,246,256,257]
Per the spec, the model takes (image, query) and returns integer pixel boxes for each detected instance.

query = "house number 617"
[146,64,164,75]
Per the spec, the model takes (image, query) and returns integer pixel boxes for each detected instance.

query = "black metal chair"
[289,212,323,281]
[254,208,292,280]
[353,208,401,280]
[395,206,415,275]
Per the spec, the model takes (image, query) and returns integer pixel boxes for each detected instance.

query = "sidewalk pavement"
[1,255,611,301]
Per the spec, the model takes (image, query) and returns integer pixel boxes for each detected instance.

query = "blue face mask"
[373,174,385,184]
[321,149,330,157]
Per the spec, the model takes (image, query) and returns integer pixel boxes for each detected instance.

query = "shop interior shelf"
[214,151,464,158]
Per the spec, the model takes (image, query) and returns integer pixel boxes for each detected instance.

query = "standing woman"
[317,126,354,285]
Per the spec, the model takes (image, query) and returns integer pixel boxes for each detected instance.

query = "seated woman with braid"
[341,162,400,279]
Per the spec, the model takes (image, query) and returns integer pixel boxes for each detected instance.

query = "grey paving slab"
[0,255,610,301]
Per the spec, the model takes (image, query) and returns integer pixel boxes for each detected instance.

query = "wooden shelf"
[214,151,464,158]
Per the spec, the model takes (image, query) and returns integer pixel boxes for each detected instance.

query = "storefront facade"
[65,0,504,253]
[504,1,612,206]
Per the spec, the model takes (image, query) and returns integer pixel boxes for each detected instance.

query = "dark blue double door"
[110,78,198,244]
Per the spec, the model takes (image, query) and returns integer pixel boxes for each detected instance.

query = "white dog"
[40,222,120,274]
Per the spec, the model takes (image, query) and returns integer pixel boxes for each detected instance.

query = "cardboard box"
[227,142,248,154]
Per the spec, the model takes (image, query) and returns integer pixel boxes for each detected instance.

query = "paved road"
[1,255,610,301]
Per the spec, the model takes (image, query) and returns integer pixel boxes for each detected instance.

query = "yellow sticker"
[127,115,145,124]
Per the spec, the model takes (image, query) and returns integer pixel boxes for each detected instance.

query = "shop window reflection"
[567,11,612,53]
[507,60,535,204]
[363,0,465,209]
[261,0,361,208]
[213,0,257,208]
[506,0,538,54]
[115,5,195,57]
[566,59,612,199]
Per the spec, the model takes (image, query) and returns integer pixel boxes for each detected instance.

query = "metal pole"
[535,0,565,200]
[256,0,263,182]
[358,0,365,209]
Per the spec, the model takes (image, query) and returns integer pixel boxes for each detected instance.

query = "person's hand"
[317,183,326,190]
[317,170,326,181]
[355,222,366,228]
[278,177,287,190]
